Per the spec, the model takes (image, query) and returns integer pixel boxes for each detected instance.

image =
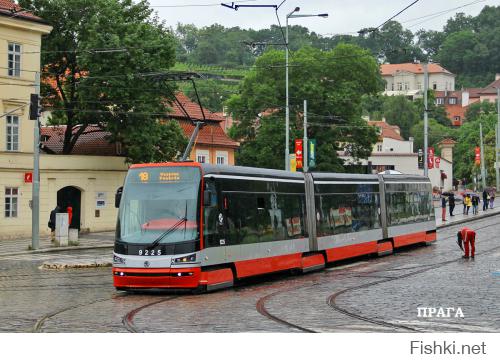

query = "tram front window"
[117,167,200,244]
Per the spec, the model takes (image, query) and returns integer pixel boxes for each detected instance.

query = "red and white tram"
[112,162,436,292]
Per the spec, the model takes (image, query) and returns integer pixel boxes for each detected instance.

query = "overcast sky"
[151,0,498,35]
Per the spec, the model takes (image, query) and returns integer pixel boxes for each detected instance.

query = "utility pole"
[32,72,41,250]
[285,11,292,170]
[480,123,486,190]
[303,99,308,172]
[496,87,500,191]
[423,62,429,178]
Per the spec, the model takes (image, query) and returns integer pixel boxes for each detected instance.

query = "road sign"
[24,172,33,183]
[418,149,424,169]
[289,154,296,172]
[308,139,316,168]
[295,139,303,169]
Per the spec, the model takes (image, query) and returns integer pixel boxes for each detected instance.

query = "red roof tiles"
[368,120,404,141]
[0,0,45,23]
[166,92,225,122]
[41,125,119,156]
[380,63,452,76]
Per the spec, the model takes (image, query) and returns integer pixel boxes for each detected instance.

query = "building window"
[404,82,409,90]
[5,187,18,218]
[216,151,229,165]
[449,97,457,105]
[8,43,21,77]
[377,144,382,152]
[196,150,209,164]
[454,116,461,121]
[6,115,19,151]
[432,82,437,90]
[397,82,403,91]
[436,98,444,105]
[417,82,422,90]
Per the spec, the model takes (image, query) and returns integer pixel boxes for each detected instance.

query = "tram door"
[204,180,228,262]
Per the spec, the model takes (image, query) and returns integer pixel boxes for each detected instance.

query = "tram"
[112,162,436,291]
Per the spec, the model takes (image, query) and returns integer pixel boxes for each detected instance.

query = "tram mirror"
[115,186,123,208]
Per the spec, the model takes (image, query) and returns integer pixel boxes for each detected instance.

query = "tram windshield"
[117,166,200,244]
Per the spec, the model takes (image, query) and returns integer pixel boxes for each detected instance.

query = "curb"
[436,209,500,230]
[0,244,113,258]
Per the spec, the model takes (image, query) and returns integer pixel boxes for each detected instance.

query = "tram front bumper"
[113,267,201,289]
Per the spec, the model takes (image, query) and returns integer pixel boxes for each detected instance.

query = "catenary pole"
[480,122,486,190]
[303,99,308,172]
[32,72,40,250]
[496,87,500,191]
[423,62,429,178]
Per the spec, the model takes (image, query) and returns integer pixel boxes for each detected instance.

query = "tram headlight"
[172,254,196,264]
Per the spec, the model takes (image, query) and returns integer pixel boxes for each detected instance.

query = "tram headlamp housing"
[172,254,196,264]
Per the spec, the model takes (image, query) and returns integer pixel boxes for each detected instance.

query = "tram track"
[32,296,117,332]
[122,296,179,333]
[256,216,500,333]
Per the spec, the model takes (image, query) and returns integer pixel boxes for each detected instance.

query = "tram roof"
[201,164,304,180]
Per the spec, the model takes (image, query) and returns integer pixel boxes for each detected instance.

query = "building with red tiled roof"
[478,74,500,103]
[0,0,47,24]
[165,92,239,165]
[381,62,455,99]
[367,120,404,141]
[40,92,239,165]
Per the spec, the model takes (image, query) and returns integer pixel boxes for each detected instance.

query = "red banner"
[475,147,481,165]
[295,139,303,169]
[435,156,440,168]
[428,147,434,169]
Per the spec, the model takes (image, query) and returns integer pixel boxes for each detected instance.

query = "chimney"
[462,91,469,107]
[496,73,500,81]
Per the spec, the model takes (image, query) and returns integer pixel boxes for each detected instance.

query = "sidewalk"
[1,205,499,257]
[435,204,500,228]
[0,231,114,257]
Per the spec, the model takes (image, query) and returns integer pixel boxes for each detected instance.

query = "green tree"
[227,44,382,171]
[382,96,419,139]
[465,100,498,122]
[410,119,456,152]
[453,114,497,185]
[21,0,187,163]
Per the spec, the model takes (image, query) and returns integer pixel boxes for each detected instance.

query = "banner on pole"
[295,139,303,169]
[308,139,316,168]
[475,146,481,165]
[428,147,434,169]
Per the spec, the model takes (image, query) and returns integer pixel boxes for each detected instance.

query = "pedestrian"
[489,190,495,209]
[457,227,476,259]
[441,193,447,222]
[472,195,479,215]
[482,189,488,211]
[48,205,61,242]
[464,194,472,215]
[448,192,455,217]
[67,206,73,227]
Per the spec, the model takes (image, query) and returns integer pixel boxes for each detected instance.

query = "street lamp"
[285,8,328,171]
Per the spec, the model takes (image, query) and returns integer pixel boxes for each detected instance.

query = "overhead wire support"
[221,2,278,10]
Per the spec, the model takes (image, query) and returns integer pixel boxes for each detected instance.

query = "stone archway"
[57,186,82,230]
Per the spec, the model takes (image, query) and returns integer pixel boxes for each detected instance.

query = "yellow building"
[0,2,127,240]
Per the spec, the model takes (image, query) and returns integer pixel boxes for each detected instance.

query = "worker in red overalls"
[457,227,475,259]
[67,206,73,227]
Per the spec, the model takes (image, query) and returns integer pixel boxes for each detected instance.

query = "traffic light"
[29,93,41,120]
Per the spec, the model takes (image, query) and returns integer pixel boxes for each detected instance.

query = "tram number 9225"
[138,249,162,256]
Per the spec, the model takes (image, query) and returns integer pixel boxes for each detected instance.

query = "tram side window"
[385,188,433,226]
[316,193,379,237]
[224,192,306,244]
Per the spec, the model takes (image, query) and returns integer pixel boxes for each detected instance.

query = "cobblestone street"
[0,214,499,333]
